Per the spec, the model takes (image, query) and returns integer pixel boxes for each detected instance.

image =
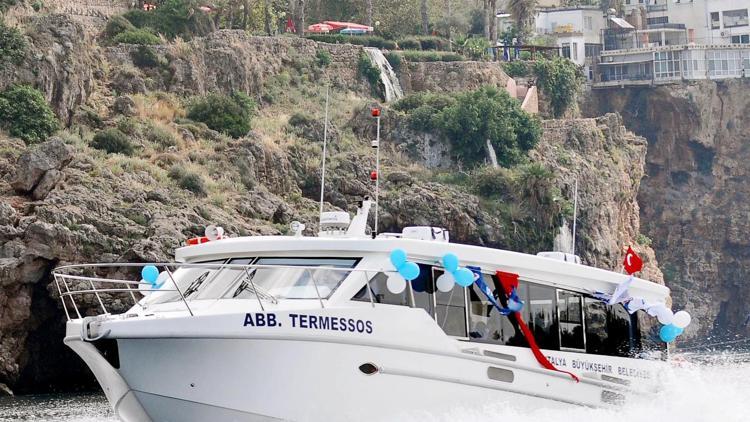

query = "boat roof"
[175,236,669,304]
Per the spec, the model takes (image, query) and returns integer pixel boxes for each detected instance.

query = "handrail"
[53,262,390,321]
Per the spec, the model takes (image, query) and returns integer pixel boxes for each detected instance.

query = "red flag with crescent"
[623,246,643,275]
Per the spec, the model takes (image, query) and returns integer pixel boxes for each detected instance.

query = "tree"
[436,86,541,167]
[0,85,59,144]
[187,92,257,138]
[508,0,537,42]
[533,57,584,118]
[0,18,26,70]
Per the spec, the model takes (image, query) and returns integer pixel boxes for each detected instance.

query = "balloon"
[398,261,420,281]
[442,253,459,273]
[672,311,692,329]
[507,297,523,312]
[141,265,159,284]
[154,271,170,289]
[454,268,475,287]
[386,273,407,294]
[659,324,683,343]
[655,307,674,325]
[389,249,407,269]
[138,279,152,296]
[436,272,456,292]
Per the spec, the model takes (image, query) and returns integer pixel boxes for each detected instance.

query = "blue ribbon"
[468,266,522,315]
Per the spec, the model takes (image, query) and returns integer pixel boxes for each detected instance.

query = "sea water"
[1,352,748,422]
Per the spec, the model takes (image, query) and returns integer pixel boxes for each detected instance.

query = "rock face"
[399,61,511,94]
[583,79,750,340]
[11,138,73,198]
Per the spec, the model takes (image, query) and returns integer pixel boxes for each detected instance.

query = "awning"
[308,23,333,33]
[610,17,635,30]
[323,21,374,32]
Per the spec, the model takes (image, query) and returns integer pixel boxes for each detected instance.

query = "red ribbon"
[496,271,580,383]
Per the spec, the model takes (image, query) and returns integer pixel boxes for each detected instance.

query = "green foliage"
[436,86,541,167]
[112,28,161,45]
[470,166,515,198]
[396,37,421,50]
[397,36,450,51]
[501,60,532,78]
[91,128,134,155]
[384,52,402,72]
[357,53,381,88]
[144,124,176,149]
[0,0,20,12]
[399,50,464,62]
[460,36,490,60]
[168,164,206,195]
[532,57,584,118]
[0,85,58,144]
[315,49,332,67]
[637,233,653,247]
[30,0,41,11]
[0,19,26,69]
[394,92,455,130]
[131,45,161,68]
[121,0,213,40]
[305,34,397,50]
[104,15,136,39]
[187,92,256,138]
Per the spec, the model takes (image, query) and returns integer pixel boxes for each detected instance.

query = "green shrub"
[502,61,531,78]
[461,37,490,60]
[120,0,213,40]
[397,37,421,50]
[393,91,455,113]
[532,57,584,118]
[436,86,541,167]
[305,34,397,49]
[0,0,20,12]
[31,0,42,11]
[168,165,206,195]
[357,53,380,87]
[416,36,449,51]
[471,166,514,198]
[315,49,332,67]
[122,9,152,29]
[131,45,161,68]
[113,28,160,45]
[91,128,134,155]
[104,15,136,39]
[399,51,464,62]
[187,92,256,138]
[384,52,401,72]
[0,19,26,69]
[0,85,58,144]
[144,124,176,148]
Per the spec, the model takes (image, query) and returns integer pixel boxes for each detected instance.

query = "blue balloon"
[454,268,475,287]
[141,265,159,284]
[399,261,420,281]
[390,249,408,269]
[659,324,682,343]
[442,253,459,273]
[507,297,523,313]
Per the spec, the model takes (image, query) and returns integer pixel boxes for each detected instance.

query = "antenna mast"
[372,108,381,236]
[319,86,330,219]
[571,178,578,256]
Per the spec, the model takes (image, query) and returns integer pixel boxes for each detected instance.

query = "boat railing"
[52,262,393,321]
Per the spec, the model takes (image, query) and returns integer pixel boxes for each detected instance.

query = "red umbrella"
[307,23,333,33]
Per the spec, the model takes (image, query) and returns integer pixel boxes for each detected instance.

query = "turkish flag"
[623,246,643,275]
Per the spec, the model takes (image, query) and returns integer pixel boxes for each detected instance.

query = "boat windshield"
[225,257,358,299]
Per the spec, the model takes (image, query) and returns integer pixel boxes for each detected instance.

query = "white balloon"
[386,273,407,294]
[436,272,456,292]
[646,302,665,317]
[138,278,153,296]
[656,307,674,325]
[155,271,170,289]
[673,310,692,329]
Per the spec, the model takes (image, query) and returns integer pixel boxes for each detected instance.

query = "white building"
[624,0,749,45]
[535,6,607,79]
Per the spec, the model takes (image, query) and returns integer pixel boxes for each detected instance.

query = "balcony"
[647,4,667,12]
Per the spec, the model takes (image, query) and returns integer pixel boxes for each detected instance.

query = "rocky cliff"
[583,79,750,340]
[0,13,661,393]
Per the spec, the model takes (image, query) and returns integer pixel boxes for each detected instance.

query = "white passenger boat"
[55,198,675,422]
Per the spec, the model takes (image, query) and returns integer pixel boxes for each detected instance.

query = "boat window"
[528,283,559,350]
[558,290,585,351]
[433,269,467,337]
[607,303,633,357]
[143,259,227,305]
[194,258,254,299]
[468,275,528,347]
[411,264,435,316]
[225,257,358,299]
[352,272,410,306]
[584,297,610,355]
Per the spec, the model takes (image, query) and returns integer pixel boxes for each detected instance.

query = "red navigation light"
[371,108,381,117]
[370,171,378,181]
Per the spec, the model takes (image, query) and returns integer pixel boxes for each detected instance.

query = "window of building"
[708,50,743,77]
[558,290,585,350]
[585,43,601,58]
[723,9,749,28]
[711,12,721,29]
[654,50,681,79]
[647,16,669,25]
[572,42,579,61]
[433,269,468,337]
[585,16,593,31]
[731,34,750,44]
[561,43,571,59]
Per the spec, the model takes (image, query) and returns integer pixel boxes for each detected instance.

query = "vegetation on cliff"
[0,18,26,69]
[0,85,59,144]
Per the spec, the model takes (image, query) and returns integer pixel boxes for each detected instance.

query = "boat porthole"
[358,363,379,375]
